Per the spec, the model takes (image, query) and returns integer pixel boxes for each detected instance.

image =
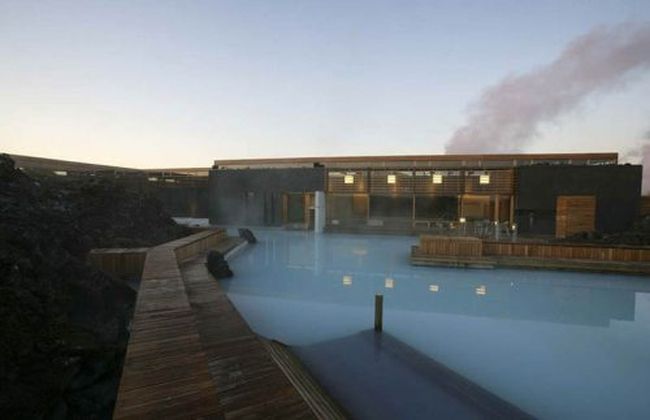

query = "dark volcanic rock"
[559,215,650,246]
[238,228,257,244]
[0,154,190,418]
[206,250,233,279]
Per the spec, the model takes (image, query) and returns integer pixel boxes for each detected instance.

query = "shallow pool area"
[221,229,650,419]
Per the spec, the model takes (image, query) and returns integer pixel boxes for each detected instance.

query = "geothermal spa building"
[209,153,642,238]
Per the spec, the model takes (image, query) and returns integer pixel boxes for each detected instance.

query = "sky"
[2,0,650,168]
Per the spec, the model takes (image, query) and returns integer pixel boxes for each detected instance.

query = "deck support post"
[374,294,383,332]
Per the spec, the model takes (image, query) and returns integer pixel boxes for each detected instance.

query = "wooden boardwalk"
[113,230,226,419]
[180,253,318,419]
[113,229,341,419]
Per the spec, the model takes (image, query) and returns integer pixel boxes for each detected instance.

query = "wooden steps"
[262,340,347,420]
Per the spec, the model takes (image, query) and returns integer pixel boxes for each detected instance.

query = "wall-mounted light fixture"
[344,174,354,184]
[432,173,443,184]
[342,275,352,286]
[475,285,487,296]
[53,170,67,176]
[148,177,158,182]
[429,284,439,293]
[479,173,490,184]
[387,174,396,184]
[459,217,466,223]
[385,278,394,288]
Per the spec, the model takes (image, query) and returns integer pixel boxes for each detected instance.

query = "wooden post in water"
[374,294,383,332]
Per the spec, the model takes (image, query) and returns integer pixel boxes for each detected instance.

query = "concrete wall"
[515,165,642,234]
[209,168,325,225]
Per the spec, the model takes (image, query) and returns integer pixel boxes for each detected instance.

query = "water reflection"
[224,230,646,328]
[224,230,650,419]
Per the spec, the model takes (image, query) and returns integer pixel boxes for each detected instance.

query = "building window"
[479,174,490,184]
[387,174,396,184]
[432,173,443,184]
[344,174,354,184]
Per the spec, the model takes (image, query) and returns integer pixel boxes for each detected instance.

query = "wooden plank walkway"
[113,230,342,419]
[113,230,227,419]
[180,251,318,419]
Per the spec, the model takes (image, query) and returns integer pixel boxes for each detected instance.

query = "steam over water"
[445,22,650,155]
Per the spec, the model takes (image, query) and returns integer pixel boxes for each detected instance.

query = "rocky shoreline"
[0,154,190,418]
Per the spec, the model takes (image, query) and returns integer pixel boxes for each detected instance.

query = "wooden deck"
[113,230,225,419]
[113,229,340,419]
[180,253,317,418]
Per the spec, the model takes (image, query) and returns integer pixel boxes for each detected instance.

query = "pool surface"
[221,229,650,419]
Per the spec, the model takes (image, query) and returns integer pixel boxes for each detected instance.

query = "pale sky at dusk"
[2,0,650,168]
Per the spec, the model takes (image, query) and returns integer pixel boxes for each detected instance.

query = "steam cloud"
[445,22,650,154]
[635,131,650,193]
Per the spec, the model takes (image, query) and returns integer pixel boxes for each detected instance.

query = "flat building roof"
[213,152,618,170]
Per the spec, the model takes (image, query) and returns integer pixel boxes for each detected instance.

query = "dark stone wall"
[156,184,209,218]
[209,168,325,225]
[515,165,642,234]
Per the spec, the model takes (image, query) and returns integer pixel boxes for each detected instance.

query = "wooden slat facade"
[369,170,413,195]
[555,196,596,238]
[414,170,464,195]
[463,169,514,195]
[327,171,368,193]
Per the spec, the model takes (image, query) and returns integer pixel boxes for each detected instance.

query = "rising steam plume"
[445,22,650,154]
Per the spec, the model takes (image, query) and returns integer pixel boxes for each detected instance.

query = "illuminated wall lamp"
[344,175,354,184]
[479,174,490,184]
[387,174,396,184]
[432,173,443,184]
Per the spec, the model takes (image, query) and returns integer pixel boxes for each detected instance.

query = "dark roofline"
[214,152,618,166]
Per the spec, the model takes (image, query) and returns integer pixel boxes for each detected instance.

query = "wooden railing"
[483,241,650,263]
[418,235,650,263]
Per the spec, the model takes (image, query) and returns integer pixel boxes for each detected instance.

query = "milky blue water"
[221,229,650,419]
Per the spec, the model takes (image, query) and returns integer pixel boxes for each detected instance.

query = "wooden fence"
[419,235,483,257]
[418,235,650,264]
[483,241,650,263]
[87,247,149,278]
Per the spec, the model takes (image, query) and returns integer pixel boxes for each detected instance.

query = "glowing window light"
[148,177,158,182]
[53,170,67,176]
[165,178,176,183]
[475,285,487,296]
[432,173,443,184]
[479,174,490,184]
[342,275,352,286]
[344,175,354,184]
[459,217,466,223]
[387,174,396,184]
[385,278,394,288]
[429,284,439,293]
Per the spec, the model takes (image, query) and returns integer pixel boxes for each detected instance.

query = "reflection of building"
[224,233,641,328]
[209,153,642,236]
